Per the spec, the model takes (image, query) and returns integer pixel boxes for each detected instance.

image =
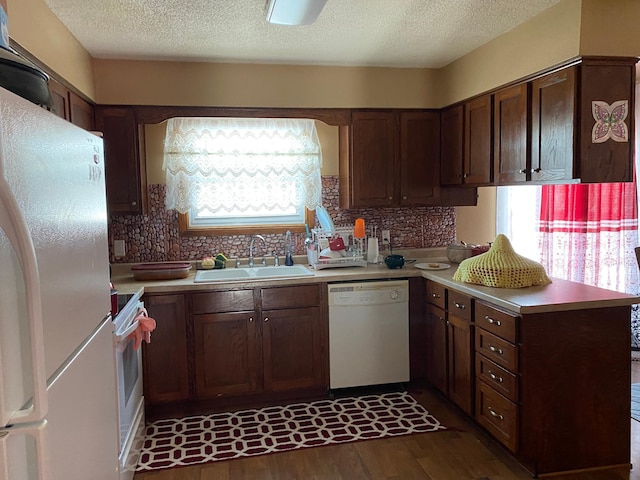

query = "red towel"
[127,308,157,350]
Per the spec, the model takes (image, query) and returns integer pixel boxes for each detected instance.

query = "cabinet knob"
[485,315,501,326]
[533,167,542,173]
[454,301,465,310]
[518,169,527,174]
[388,196,393,200]
[463,173,468,178]
[131,201,137,206]
[402,196,407,200]
[264,317,269,322]
[249,317,253,323]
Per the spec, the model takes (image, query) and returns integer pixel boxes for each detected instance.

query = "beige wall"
[456,188,497,245]
[8,0,95,99]
[436,0,582,106]
[145,120,339,185]
[93,60,441,108]
[579,0,640,56]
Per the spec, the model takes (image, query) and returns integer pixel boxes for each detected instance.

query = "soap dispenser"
[285,230,294,266]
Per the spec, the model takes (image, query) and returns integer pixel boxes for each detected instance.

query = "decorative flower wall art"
[591,100,628,143]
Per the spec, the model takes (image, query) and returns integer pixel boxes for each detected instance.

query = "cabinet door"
[425,303,447,394]
[447,314,474,415]
[48,79,69,121]
[494,83,529,184]
[350,111,396,207]
[531,66,576,182]
[194,312,258,398]
[94,107,147,215]
[143,294,189,404]
[579,58,636,183]
[464,95,493,184]
[262,306,324,392]
[68,92,94,131]
[440,104,464,185]
[399,111,440,206]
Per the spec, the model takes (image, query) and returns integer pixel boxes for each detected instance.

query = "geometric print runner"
[136,391,447,471]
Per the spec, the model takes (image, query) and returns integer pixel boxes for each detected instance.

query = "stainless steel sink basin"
[194,265,314,283]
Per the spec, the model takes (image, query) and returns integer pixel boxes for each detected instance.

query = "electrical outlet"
[114,239,126,258]
[382,230,391,243]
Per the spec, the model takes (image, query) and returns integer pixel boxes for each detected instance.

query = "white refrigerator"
[0,86,120,479]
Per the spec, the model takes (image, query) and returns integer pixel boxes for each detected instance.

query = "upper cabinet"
[530,66,576,182]
[342,110,476,208]
[493,83,529,184]
[443,56,637,187]
[48,78,94,131]
[94,106,148,215]
[464,95,494,185]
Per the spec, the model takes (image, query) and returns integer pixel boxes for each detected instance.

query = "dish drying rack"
[309,227,367,269]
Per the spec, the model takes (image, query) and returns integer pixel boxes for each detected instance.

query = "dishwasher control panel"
[328,280,408,306]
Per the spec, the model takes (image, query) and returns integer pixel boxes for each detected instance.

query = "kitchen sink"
[194,265,314,283]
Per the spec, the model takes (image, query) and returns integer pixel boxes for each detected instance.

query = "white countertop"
[110,251,640,315]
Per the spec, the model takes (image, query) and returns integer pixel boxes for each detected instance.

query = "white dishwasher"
[328,280,410,389]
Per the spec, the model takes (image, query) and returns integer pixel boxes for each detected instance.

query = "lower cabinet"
[424,280,632,477]
[425,281,474,415]
[142,293,189,405]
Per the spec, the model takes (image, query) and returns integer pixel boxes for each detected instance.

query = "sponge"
[214,253,228,269]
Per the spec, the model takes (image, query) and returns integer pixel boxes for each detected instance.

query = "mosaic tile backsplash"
[108,176,456,264]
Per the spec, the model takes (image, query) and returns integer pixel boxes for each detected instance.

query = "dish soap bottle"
[285,230,294,266]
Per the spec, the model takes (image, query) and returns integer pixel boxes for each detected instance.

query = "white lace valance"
[162,117,323,215]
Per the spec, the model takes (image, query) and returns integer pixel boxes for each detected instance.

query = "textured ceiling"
[42,0,561,68]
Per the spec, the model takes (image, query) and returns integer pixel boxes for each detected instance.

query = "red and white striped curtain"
[538,182,639,294]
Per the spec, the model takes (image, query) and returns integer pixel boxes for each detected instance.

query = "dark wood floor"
[134,361,640,480]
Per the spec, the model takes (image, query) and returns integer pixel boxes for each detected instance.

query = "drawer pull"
[488,407,504,421]
[488,344,503,355]
[431,292,440,299]
[488,370,503,383]
[454,302,466,310]
[485,315,501,326]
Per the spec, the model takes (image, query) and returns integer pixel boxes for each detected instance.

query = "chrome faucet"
[249,235,267,267]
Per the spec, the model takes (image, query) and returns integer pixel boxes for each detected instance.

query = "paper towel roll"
[367,238,379,264]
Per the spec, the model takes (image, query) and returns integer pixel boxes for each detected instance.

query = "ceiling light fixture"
[265,0,328,26]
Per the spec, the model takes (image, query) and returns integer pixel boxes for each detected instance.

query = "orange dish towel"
[127,308,157,350]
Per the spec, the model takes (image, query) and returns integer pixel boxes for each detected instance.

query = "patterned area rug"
[633,384,640,422]
[137,391,447,471]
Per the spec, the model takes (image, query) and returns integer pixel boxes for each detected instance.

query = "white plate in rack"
[415,262,451,271]
[315,206,335,233]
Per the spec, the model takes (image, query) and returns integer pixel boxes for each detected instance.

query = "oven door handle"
[115,318,140,342]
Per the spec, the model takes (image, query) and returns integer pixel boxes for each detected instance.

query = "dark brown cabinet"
[440,104,464,185]
[192,289,258,398]
[493,83,529,184]
[424,281,474,416]
[425,279,631,477]
[47,78,94,130]
[143,293,189,405]
[94,106,147,215]
[530,65,576,182]
[191,284,327,402]
[344,110,442,208]
[463,95,493,185]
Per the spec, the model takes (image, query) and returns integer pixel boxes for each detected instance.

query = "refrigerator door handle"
[0,158,48,424]
[0,420,47,480]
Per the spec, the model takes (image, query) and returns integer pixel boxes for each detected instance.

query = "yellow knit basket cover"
[453,234,551,288]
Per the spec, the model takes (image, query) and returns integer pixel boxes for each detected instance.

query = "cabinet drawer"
[475,329,518,372]
[426,280,446,309]
[447,290,472,322]
[475,354,518,402]
[475,302,517,343]
[476,381,518,452]
[261,284,320,310]
[192,289,255,314]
